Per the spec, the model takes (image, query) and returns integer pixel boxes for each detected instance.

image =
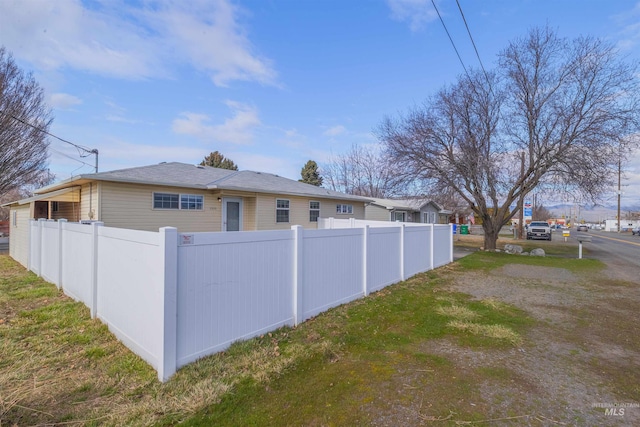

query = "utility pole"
[92,149,99,173]
[617,156,621,233]
[518,152,525,239]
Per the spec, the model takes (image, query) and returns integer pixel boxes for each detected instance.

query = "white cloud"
[0,0,276,86]
[172,101,261,144]
[147,1,277,87]
[49,93,82,109]
[386,0,438,32]
[613,2,640,52]
[229,152,300,180]
[323,125,346,137]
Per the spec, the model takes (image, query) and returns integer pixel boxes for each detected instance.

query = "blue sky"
[2,0,640,209]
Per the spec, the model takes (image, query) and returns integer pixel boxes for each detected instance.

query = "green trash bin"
[460,225,469,235]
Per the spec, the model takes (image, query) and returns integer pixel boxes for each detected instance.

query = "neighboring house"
[365,198,451,224]
[4,162,371,264]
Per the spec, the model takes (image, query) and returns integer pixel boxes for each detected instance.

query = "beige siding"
[255,194,365,230]
[51,201,80,221]
[99,182,221,232]
[79,182,100,221]
[365,204,391,222]
[242,197,257,230]
[9,205,31,267]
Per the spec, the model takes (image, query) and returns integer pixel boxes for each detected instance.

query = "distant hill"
[546,203,640,222]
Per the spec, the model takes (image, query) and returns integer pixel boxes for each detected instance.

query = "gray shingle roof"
[37,162,371,202]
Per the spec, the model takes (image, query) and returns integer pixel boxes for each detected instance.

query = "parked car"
[527,221,552,241]
[576,224,589,232]
[632,226,640,236]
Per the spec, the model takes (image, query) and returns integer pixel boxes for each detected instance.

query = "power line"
[455,0,492,89]
[0,109,99,172]
[49,147,95,169]
[431,0,471,80]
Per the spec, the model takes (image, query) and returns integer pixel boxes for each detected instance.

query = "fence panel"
[39,221,60,285]
[96,227,165,371]
[404,226,431,278]
[433,225,452,267]
[301,228,364,321]
[318,217,427,229]
[29,221,41,274]
[367,227,402,292]
[176,230,295,367]
[60,222,94,305]
[21,217,452,381]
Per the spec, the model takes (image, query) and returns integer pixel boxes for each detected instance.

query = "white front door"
[222,197,243,231]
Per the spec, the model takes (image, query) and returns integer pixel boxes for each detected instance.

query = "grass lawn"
[0,248,606,425]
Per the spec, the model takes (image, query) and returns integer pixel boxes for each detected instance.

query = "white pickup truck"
[526,221,552,241]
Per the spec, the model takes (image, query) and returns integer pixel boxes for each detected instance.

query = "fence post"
[449,224,454,263]
[400,224,405,281]
[57,219,68,289]
[349,217,356,228]
[292,225,303,326]
[27,219,34,271]
[329,217,334,229]
[90,222,104,319]
[430,224,435,270]
[36,218,46,276]
[159,227,178,382]
[362,225,369,296]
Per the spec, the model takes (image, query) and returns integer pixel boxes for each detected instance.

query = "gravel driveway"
[435,247,640,425]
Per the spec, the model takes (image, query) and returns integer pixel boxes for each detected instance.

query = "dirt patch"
[367,255,640,426]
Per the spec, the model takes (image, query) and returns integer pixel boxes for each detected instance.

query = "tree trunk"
[482,221,499,250]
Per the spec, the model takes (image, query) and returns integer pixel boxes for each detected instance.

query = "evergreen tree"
[200,151,238,170]
[299,160,323,186]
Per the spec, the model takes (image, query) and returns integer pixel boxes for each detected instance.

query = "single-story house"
[4,162,372,265]
[365,198,451,224]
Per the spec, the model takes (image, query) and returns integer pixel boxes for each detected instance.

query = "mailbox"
[576,233,592,243]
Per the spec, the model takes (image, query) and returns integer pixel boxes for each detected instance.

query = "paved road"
[579,230,640,282]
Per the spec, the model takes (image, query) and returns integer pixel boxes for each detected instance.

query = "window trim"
[336,203,353,215]
[152,192,204,211]
[309,200,320,222]
[51,201,59,212]
[392,211,406,222]
[276,198,290,223]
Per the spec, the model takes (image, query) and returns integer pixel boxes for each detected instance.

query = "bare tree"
[322,144,405,198]
[378,27,640,249]
[0,46,52,196]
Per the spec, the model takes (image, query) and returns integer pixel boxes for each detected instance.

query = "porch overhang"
[2,186,81,207]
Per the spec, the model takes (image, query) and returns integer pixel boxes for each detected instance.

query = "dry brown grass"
[0,255,337,426]
[447,320,523,345]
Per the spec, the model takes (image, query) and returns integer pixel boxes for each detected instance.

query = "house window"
[180,194,204,210]
[153,193,203,210]
[276,199,290,223]
[336,204,353,214]
[392,211,406,222]
[309,201,320,222]
[52,201,59,212]
[423,212,437,223]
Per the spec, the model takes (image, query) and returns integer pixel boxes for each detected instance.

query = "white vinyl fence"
[25,218,453,381]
